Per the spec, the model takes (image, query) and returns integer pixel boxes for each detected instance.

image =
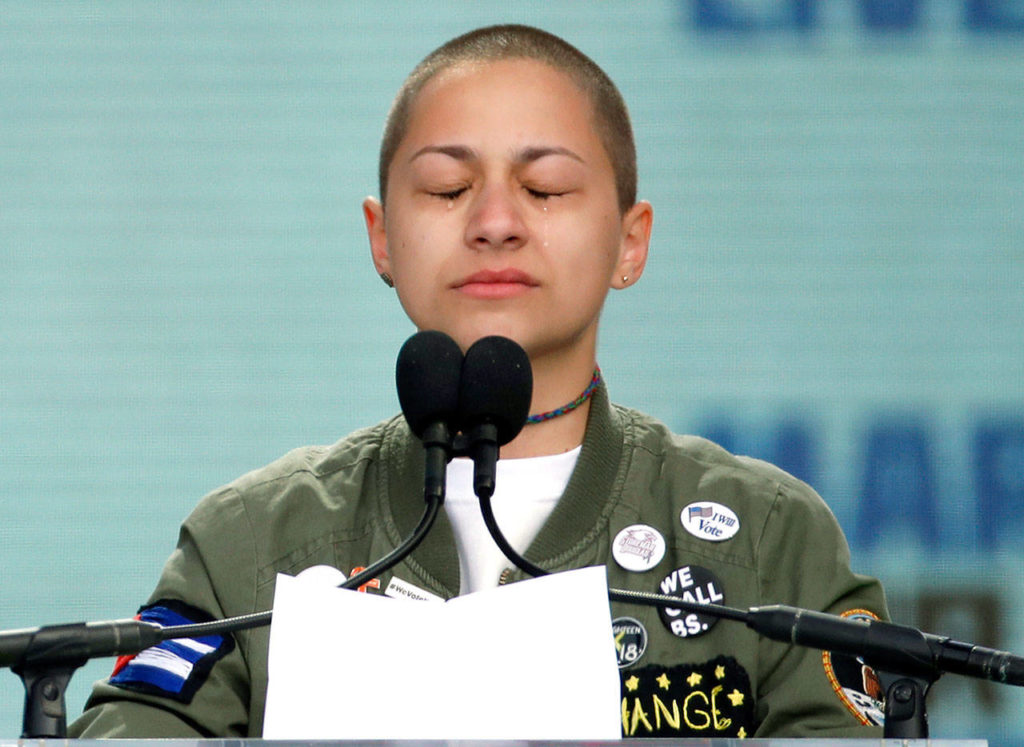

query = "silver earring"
[621,275,629,284]
[380,272,394,288]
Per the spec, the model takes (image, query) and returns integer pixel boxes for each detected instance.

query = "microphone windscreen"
[459,336,533,446]
[396,330,463,439]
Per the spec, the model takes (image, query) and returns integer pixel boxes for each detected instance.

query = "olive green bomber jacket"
[71,384,888,739]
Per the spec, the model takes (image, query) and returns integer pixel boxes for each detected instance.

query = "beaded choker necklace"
[526,366,602,424]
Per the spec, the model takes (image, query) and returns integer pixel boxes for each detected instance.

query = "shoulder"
[614,403,820,504]
[193,415,403,509]
[235,415,403,491]
[180,415,412,560]
[610,403,842,556]
[153,414,418,615]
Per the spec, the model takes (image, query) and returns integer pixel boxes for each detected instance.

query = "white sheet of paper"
[263,565,621,740]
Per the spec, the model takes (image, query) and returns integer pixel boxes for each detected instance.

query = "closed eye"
[431,187,468,201]
[526,187,568,200]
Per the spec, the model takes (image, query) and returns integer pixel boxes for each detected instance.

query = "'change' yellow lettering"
[652,695,681,730]
[683,690,711,730]
[621,697,654,735]
[711,685,733,730]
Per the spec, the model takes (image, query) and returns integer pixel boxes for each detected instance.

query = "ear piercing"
[380,272,394,288]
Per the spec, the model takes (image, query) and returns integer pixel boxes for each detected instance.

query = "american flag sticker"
[109,599,234,703]
[681,501,741,542]
[689,505,713,520]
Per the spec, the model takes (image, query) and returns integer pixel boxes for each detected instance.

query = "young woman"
[72,25,887,739]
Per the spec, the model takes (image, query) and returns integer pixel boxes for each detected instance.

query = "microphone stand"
[2,494,443,739]
[476,492,1019,739]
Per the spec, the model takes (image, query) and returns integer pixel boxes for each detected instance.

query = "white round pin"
[612,524,667,571]
[680,502,740,542]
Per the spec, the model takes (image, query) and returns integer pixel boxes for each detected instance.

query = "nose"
[464,183,527,252]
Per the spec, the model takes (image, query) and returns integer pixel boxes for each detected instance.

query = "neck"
[500,352,597,459]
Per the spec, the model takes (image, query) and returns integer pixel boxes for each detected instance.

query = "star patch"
[109,599,234,703]
[822,609,885,726]
[619,656,754,738]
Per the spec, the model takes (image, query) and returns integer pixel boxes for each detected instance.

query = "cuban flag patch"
[109,599,234,703]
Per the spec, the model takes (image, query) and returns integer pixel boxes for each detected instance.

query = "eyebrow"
[409,144,585,165]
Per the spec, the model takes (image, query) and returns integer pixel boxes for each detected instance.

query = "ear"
[363,196,392,278]
[613,200,653,289]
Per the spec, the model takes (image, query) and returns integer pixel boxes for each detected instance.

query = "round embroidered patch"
[680,502,740,542]
[612,616,648,668]
[612,524,667,572]
[822,609,885,726]
[657,565,725,639]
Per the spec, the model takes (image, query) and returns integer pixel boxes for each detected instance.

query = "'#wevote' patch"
[620,656,755,738]
[109,599,234,703]
[822,609,885,726]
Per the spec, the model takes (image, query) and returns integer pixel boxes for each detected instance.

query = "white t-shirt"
[444,447,581,595]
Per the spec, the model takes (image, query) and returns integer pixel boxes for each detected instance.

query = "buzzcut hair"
[377,24,638,214]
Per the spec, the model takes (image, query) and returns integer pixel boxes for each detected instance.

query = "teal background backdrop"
[1,1,1022,741]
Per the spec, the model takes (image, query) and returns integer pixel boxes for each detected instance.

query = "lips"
[453,269,539,299]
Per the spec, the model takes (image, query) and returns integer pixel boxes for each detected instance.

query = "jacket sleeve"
[750,474,889,737]
[69,487,258,738]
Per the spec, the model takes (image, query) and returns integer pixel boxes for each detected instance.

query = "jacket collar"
[381,382,624,597]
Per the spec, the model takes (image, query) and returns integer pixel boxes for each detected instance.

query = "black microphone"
[396,330,464,502]
[1,619,163,670]
[457,336,533,499]
[747,604,1024,686]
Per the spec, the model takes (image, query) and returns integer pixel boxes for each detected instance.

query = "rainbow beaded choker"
[526,366,602,424]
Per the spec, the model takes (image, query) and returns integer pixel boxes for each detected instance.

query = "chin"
[449,326,528,355]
